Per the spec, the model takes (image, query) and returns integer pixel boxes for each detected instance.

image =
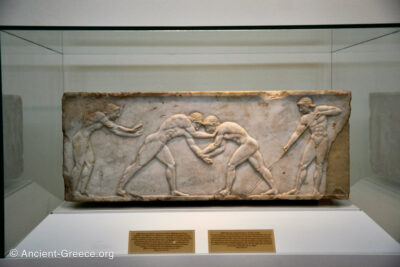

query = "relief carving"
[62,91,351,201]
[64,102,143,198]
[281,97,342,196]
[116,112,214,198]
[201,116,278,196]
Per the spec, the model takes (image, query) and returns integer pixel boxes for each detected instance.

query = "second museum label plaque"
[208,230,276,253]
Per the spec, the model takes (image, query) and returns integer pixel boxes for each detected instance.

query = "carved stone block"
[3,95,23,180]
[370,92,400,178]
[62,91,351,201]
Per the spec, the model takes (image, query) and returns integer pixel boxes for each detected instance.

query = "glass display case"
[1,27,399,264]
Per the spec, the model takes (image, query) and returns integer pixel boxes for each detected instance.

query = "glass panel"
[332,28,400,242]
[3,30,63,54]
[62,29,332,93]
[1,27,399,257]
[1,30,64,254]
[63,30,332,54]
[332,29,400,184]
[332,28,400,52]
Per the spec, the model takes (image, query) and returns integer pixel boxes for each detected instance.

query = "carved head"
[104,103,121,120]
[188,112,204,130]
[203,115,221,134]
[297,97,315,114]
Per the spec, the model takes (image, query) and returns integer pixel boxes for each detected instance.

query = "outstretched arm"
[101,118,143,137]
[205,139,226,158]
[202,134,224,154]
[283,122,306,152]
[316,105,342,116]
[185,126,215,139]
[183,131,213,164]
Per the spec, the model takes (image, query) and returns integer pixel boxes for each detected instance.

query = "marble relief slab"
[62,91,351,202]
[3,95,23,180]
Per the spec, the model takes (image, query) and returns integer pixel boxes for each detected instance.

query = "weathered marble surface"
[3,95,23,180]
[62,91,351,202]
[370,93,400,178]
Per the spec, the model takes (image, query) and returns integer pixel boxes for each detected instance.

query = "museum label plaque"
[62,91,351,202]
[208,230,276,253]
[128,230,195,254]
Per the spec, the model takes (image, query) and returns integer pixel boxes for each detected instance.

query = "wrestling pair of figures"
[115,111,278,198]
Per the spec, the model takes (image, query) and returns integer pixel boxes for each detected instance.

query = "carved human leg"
[70,162,84,191]
[248,151,278,195]
[71,143,88,191]
[78,161,94,196]
[219,144,256,196]
[313,138,329,195]
[116,135,164,196]
[156,145,188,196]
[286,139,316,195]
[71,143,95,196]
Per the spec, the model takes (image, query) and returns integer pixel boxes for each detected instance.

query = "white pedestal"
[4,200,400,266]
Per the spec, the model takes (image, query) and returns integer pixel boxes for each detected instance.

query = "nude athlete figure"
[116,112,214,197]
[201,115,278,196]
[282,97,342,195]
[71,103,143,197]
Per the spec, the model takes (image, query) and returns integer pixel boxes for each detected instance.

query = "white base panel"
[4,200,400,266]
